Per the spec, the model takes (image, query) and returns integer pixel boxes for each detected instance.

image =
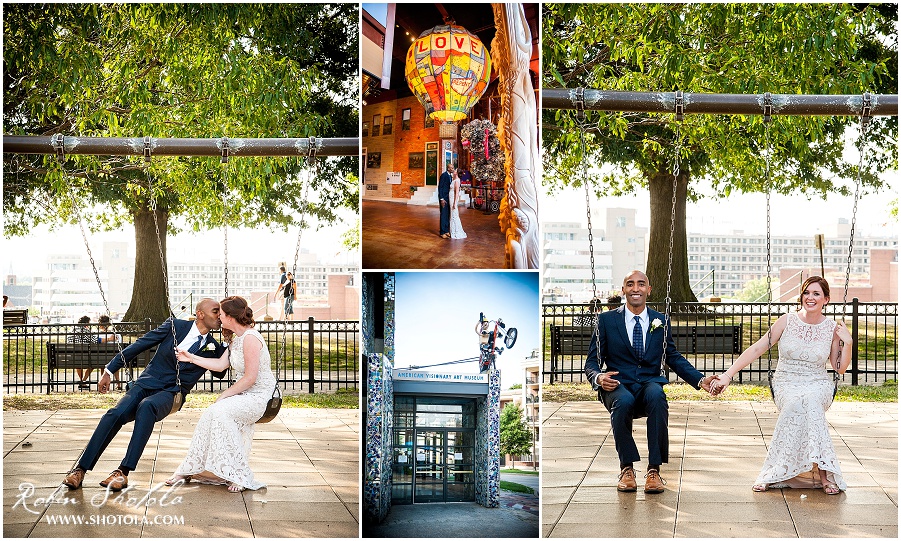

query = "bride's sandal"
[227,483,245,493]
[164,474,191,486]
[822,482,840,495]
[752,483,769,492]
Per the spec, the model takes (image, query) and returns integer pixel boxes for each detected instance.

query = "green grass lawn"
[501,468,539,475]
[499,480,534,494]
[3,387,360,410]
[543,380,898,403]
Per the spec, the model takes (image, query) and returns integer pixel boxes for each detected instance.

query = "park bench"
[548,323,743,382]
[3,309,28,326]
[46,342,153,390]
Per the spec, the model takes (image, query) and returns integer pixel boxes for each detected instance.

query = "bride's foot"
[752,483,768,492]
[227,483,244,493]
[164,474,191,486]
[822,482,841,495]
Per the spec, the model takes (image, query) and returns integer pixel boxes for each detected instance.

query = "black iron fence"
[543,300,897,385]
[2,317,359,394]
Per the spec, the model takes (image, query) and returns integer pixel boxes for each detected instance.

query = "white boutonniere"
[649,318,663,333]
[203,342,217,352]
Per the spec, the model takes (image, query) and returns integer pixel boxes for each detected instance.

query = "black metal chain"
[146,161,180,389]
[659,118,681,375]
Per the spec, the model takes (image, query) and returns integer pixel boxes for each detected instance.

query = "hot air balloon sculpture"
[405,24,492,123]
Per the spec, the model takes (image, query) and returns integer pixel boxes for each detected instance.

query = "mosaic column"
[363,273,396,524]
[475,368,501,508]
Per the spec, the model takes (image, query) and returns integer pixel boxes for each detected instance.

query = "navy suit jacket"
[585,306,703,391]
[438,171,452,201]
[106,318,227,395]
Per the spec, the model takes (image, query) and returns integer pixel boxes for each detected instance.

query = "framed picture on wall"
[408,152,424,169]
[367,152,381,169]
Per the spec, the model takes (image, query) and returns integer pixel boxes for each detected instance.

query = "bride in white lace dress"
[449,168,467,239]
[166,296,276,492]
[712,276,853,495]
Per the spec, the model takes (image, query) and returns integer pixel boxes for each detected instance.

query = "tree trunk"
[123,207,171,322]
[647,166,697,303]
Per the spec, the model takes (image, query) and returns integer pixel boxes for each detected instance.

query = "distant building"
[542,208,647,303]
[32,253,117,319]
[498,348,540,469]
[689,220,897,299]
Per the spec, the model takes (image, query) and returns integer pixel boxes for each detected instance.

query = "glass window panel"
[392,483,412,504]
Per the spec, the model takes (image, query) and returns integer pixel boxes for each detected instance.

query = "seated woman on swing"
[166,296,276,492]
[710,276,853,495]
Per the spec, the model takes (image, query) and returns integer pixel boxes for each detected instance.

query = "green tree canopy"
[3,4,359,320]
[543,3,897,302]
[499,403,533,469]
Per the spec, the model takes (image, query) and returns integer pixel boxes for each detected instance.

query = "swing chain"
[221,137,230,164]
[579,123,597,301]
[842,95,870,315]
[763,110,775,393]
[674,90,684,122]
[307,136,318,166]
[145,165,180,388]
[574,87,586,123]
[223,165,229,298]
[52,134,66,163]
[763,92,773,124]
[660,121,680,374]
[143,136,152,163]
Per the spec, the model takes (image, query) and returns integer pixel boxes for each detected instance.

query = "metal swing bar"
[3,136,358,157]
[542,89,898,117]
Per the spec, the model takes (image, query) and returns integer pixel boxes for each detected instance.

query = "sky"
[393,271,540,390]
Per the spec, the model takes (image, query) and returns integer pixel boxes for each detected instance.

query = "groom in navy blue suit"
[585,270,715,493]
[63,298,227,492]
[437,164,452,238]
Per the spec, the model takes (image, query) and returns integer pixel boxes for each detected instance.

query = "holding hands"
[708,373,732,396]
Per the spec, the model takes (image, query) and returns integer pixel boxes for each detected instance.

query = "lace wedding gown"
[449,181,467,239]
[756,313,845,490]
[173,329,276,490]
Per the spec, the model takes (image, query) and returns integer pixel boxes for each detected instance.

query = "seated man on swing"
[585,270,716,493]
[63,299,227,492]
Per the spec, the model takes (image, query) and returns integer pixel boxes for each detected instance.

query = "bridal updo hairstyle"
[220,296,255,327]
[798,276,830,306]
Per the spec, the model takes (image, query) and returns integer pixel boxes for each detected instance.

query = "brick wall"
[362,100,397,198]
[392,96,442,198]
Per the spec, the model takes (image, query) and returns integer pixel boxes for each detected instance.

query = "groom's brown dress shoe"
[99,469,128,491]
[63,467,85,489]
[644,469,666,493]
[617,466,637,492]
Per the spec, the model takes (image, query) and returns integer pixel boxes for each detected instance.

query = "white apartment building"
[689,220,897,298]
[31,243,358,319]
[168,253,359,313]
[542,208,647,303]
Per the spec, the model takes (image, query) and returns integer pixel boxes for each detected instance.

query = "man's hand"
[699,375,718,393]
[98,372,112,394]
[440,199,446,208]
[597,371,620,391]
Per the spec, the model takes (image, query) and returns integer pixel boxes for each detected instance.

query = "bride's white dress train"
[173,329,276,490]
[756,313,846,490]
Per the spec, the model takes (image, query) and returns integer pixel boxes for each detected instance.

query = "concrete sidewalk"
[3,407,359,538]
[542,401,897,538]
[364,489,539,538]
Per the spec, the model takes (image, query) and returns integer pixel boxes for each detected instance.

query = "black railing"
[543,300,897,385]
[2,317,359,394]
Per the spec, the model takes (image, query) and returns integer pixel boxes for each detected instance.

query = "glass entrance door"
[414,430,445,503]
[414,429,476,503]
